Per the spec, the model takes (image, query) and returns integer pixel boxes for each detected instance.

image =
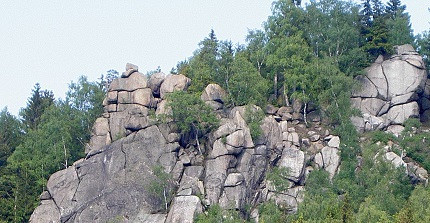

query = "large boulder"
[29,199,60,223]
[160,74,191,98]
[314,146,340,179]
[278,146,305,183]
[31,126,179,222]
[351,44,427,131]
[109,72,148,92]
[166,196,203,223]
[201,84,227,103]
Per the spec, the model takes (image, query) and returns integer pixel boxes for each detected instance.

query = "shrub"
[195,205,245,223]
[402,118,421,133]
[167,91,219,135]
[399,132,430,171]
[259,201,287,223]
[369,130,396,144]
[266,167,291,193]
[243,105,265,140]
[146,165,175,212]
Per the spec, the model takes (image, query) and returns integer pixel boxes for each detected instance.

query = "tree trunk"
[274,74,278,100]
[163,188,168,211]
[303,102,308,126]
[194,128,202,154]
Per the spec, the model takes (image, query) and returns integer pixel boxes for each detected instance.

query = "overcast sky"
[1,0,429,116]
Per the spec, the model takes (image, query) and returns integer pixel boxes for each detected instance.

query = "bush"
[167,91,219,135]
[243,106,265,140]
[399,132,430,171]
[266,167,291,193]
[402,118,421,133]
[146,165,175,212]
[259,201,287,223]
[369,130,396,144]
[195,205,245,223]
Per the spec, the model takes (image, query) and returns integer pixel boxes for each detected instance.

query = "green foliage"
[67,76,106,133]
[305,0,367,76]
[369,130,396,144]
[363,16,393,58]
[0,108,22,170]
[402,117,422,132]
[293,170,345,222]
[228,55,269,107]
[355,197,391,223]
[399,132,430,171]
[385,0,413,46]
[416,30,430,71]
[402,185,430,222]
[245,29,268,76]
[243,106,265,140]
[386,11,414,46]
[266,167,291,193]
[258,201,287,223]
[19,83,54,131]
[355,144,413,214]
[184,30,219,93]
[398,120,430,171]
[167,91,219,135]
[147,165,175,212]
[0,76,105,222]
[195,205,245,223]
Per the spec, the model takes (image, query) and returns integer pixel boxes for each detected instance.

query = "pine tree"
[371,0,385,18]
[19,84,54,131]
[361,0,373,28]
[385,0,413,45]
[417,31,430,71]
[185,30,220,93]
[386,0,406,17]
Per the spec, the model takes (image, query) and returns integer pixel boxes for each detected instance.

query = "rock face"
[30,62,429,223]
[31,64,343,222]
[201,84,227,110]
[351,44,427,132]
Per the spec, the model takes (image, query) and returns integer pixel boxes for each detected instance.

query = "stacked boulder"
[30,67,342,222]
[351,44,427,132]
[201,83,228,111]
[256,107,340,213]
[202,103,341,215]
[87,64,191,154]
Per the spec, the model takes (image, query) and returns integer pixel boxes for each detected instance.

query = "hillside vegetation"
[1,0,430,222]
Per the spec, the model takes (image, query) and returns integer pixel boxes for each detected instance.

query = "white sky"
[0,0,429,116]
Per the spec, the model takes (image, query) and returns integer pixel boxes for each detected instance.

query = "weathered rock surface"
[314,146,340,179]
[148,72,167,96]
[40,126,179,222]
[29,53,430,223]
[166,196,203,223]
[160,74,191,99]
[278,146,305,182]
[351,44,427,131]
[31,64,350,222]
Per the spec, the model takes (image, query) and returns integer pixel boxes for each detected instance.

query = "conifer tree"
[385,0,413,45]
[361,0,373,28]
[385,0,405,16]
[371,0,384,18]
[19,84,54,131]
[184,30,219,93]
